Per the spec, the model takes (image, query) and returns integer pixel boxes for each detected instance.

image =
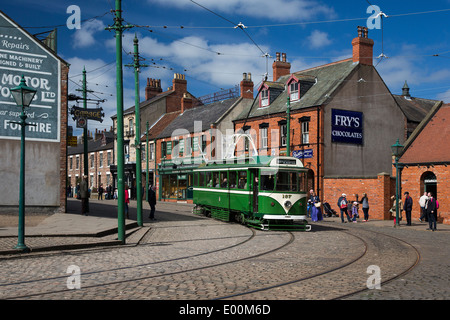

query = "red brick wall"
[400,165,450,224]
[59,63,69,212]
[323,173,394,220]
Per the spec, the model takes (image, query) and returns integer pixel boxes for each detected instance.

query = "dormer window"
[261,89,269,107]
[289,81,299,101]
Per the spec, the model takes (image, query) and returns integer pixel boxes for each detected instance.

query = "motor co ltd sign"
[0,12,60,141]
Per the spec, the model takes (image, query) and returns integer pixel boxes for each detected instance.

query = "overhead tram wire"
[138,7,450,30]
[189,0,265,55]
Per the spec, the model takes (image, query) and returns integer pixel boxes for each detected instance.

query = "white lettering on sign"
[334,115,361,128]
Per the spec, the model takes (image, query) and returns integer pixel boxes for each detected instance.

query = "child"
[352,201,359,223]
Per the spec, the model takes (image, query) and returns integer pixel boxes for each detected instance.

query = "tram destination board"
[0,12,61,141]
[277,159,297,165]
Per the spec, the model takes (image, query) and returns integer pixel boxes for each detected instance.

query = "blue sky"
[3,0,450,135]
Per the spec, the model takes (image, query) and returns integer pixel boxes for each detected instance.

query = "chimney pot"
[276,52,280,61]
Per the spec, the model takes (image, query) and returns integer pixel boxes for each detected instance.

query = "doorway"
[422,172,437,198]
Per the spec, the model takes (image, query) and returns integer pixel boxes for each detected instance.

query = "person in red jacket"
[125,184,130,219]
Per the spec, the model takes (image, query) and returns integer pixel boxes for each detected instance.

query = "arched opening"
[422,171,437,198]
[306,169,315,192]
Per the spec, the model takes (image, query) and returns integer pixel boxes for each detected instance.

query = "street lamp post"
[391,139,404,228]
[10,75,37,252]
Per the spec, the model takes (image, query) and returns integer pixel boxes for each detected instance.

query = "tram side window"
[238,171,248,189]
[261,170,275,191]
[212,172,219,187]
[220,171,228,188]
[199,172,205,187]
[206,172,212,187]
[229,171,237,189]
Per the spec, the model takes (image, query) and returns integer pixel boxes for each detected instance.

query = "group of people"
[77,175,158,220]
[307,190,370,223]
[391,191,439,230]
[337,193,370,223]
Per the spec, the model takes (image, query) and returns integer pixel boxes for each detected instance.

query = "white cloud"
[148,0,335,21]
[307,30,332,49]
[118,33,269,90]
[72,19,105,48]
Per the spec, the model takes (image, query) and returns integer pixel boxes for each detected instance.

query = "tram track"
[1,227,296,299]
[214,227,421,300]
[0,221,422,300]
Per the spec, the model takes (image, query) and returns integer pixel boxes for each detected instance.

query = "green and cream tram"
[192,156,311,231]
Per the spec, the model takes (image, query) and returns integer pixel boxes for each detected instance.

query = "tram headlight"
[284,201,292,208]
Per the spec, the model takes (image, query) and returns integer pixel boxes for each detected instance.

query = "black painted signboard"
[331,109,363,145]
[0,12,60,141]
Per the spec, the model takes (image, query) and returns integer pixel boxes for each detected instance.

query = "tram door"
[250,170,259,213]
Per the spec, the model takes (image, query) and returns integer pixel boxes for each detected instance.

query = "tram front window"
[276,171,298,192]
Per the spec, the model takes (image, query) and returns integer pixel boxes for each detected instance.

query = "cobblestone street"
[1,200,449,312]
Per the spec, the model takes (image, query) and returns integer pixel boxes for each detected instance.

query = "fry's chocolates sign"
[331,109,363,145]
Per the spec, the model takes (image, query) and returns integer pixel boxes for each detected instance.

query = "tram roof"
[195,156,305,170]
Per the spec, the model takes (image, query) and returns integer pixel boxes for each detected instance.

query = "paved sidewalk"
[0,199,146,255]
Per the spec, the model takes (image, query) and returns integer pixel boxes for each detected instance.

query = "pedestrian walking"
[359,192,370,221]
[403,191,413,226]
[80,175,89,216]
[426,192,437,231]
[148,185,157,220]
[338,193,351,223]
[125,184,130,219]
[419,192,428,222]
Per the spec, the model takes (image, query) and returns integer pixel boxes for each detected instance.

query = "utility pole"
[76,67,92,178]
[145,121,149,202]
[125,35,148,227]
[286,96,291,156]
[106,0,133,243]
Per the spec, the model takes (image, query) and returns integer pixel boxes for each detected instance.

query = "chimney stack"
[240,72,254,99]
[172,73,187,95]
[181,92,193,113]
[272,52,291,81]
[352,26,374,66]
[145,78,162,100]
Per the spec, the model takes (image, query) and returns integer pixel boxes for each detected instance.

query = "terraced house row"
[67,26,449,224]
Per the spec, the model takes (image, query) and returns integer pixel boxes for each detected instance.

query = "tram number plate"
[285,215,291,219]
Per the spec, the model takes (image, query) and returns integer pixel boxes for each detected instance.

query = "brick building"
[233,26,441,219]
[110,73,199,197]
[67,130,114,197]
[397,102,449,225]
